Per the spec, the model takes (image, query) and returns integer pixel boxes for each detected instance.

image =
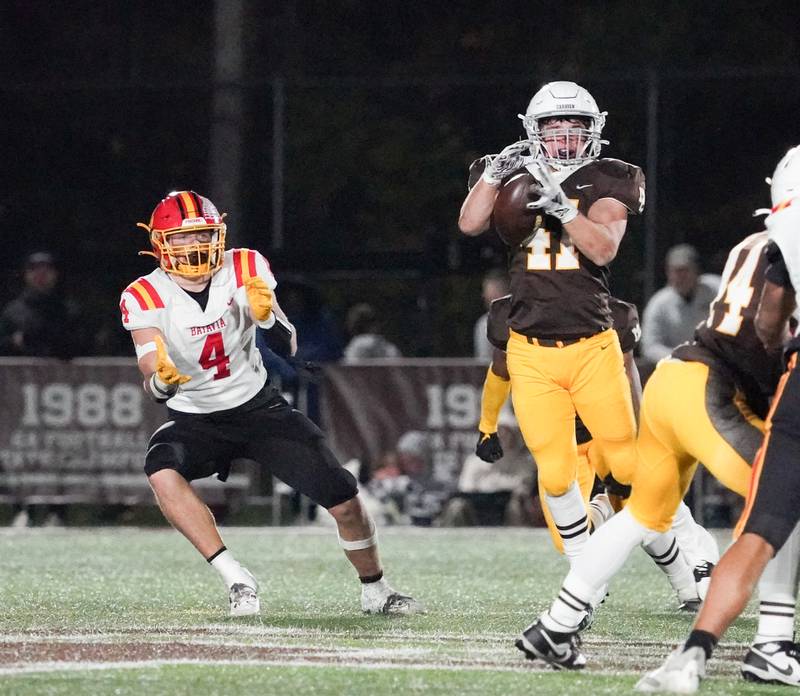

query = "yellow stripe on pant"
[507,328,637,497]
[628,359,762,532]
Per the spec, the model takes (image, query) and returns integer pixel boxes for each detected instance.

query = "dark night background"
[2,1,800,356]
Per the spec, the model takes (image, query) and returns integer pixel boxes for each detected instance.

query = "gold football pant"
[628,359,763,532]
[541,440,596,553]
[507,328,637,497]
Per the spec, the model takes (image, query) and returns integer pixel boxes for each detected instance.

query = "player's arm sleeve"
[598,161,646,215]
[260,293,296,358]
[764,241,794,289]
[478,365,511,434]
[119,288,162,332]
[253,251,278,291]
[611,299,641,354]
[486,295,512,351]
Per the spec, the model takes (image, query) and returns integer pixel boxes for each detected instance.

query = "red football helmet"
[137,191,226,276]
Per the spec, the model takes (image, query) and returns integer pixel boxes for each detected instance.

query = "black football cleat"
[515,619,586,670]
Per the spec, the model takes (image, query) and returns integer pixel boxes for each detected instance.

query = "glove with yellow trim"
[244,277,274,323]
[150,336,191,401]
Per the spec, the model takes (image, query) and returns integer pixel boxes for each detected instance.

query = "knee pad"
[144,442,185,478]
[538,461,578,497]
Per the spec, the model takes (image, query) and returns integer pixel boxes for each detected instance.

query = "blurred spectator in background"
[1,252,85,527]
[343,302,401,361]
[640,244,719,364]
[473,268,510,360]
[0,252,86,358]
[367,430,453,527]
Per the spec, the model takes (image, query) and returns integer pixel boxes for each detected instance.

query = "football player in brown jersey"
[459,81,645,573]
[519,226,786,671]
[477,294,715,609]
[639,147,800,692]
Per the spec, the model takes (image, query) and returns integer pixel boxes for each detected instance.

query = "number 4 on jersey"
[199,332,231,380]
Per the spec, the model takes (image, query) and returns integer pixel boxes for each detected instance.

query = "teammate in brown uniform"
[477,293,716,608]
[639,146,800,693]
[459,81,645,571]
[518,230,784,671]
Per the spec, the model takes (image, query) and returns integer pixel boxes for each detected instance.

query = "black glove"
[476,431,503,463]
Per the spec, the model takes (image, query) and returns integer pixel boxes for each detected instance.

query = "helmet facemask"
[521,114,606,169]
[155,224,226,277]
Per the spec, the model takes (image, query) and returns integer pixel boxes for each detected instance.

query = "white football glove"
[526,158,579,224]
[481,140,533,186]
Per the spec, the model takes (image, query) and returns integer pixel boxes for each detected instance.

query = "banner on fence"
[0,358,165,503]
[321,359,491,486]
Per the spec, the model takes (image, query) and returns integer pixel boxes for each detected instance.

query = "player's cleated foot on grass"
[635,646,706,693]
[362,590,426,615]
[677,598,702,613]
[692,560,715,601]
[229,583,260,617]
[515,619,586,670]
[741,640,800,685]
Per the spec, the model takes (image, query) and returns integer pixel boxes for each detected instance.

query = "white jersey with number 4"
[119,248,276,414]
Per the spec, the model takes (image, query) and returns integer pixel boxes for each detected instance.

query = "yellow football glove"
[154,335,191,386]
[244,277,273,322]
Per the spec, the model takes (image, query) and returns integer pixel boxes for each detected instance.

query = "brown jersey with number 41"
[504,158,645,340]
[672,231,782,417]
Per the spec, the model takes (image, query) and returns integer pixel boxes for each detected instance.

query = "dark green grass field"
[0,527,790,695]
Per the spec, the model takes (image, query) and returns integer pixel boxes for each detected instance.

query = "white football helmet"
[519,81,607,169]
[769,145,800,209]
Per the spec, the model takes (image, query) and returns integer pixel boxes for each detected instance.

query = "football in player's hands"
[475,431,503,463]
[491,170,541,247]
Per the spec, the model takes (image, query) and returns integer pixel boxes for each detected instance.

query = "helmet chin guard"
[137,191,226,277]
[519,81,608,170]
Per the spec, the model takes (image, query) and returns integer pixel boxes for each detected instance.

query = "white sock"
[208,549,255,589]
[643,531,697,602]
[544,481,589,566]
[545,507,650,631]
[756,520,800,643]
[361,576,391,601]
[588,493,615,532]
[670,501,702,567]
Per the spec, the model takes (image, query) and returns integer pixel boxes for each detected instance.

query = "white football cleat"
[361,582,426,615]
[228,565,260,617]
[229,582,260,617]
[741,641,800,685]
[636,646,706,693]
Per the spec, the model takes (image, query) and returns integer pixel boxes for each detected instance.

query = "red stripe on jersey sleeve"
[137,278,165,308]
[247,250,257,278]
[126,284,149,310]
[233,248,244,287]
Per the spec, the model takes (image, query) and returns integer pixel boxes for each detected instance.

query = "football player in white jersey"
[120,190,423,617]
[638,147,800,693]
